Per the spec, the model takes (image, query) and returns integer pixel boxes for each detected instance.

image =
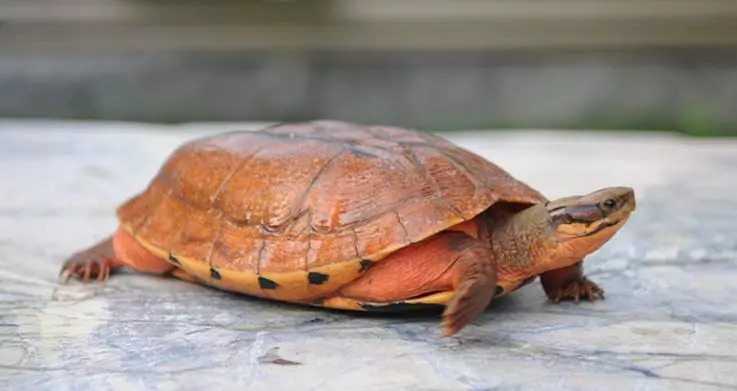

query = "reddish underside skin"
[112,227,173,274]
[338,219,480,301]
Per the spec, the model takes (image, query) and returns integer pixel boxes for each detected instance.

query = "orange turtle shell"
[116,120,545,304]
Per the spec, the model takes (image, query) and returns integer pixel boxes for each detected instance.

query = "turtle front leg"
[336,231,496,337]
[540,261,604,303]
[441,234,498,337]
[60,236,123,283]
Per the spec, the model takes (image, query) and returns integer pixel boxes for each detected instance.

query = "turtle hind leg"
[60,226,173,283]
[60,235,122,283]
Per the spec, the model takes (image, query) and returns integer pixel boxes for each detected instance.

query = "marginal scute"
[359,259,374,272]
[115,120,546,304]
[168,254,181,265]
[307,272,329,285]
[258,276,278,290]
[206,267,260,296]
[305,262,366,299]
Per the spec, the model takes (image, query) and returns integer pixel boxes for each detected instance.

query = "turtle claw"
[59,269,73,284]
[59,257,115,284]
[550,277,604,304]
[60,237,120,284]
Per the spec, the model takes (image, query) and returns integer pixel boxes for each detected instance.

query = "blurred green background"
[2,0,736,136]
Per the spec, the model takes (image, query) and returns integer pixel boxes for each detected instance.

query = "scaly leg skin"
[60,226,174,283]
[540,261,604,304]
[440,234,497,337]
[339,231,497,337]
[59,236,122,283]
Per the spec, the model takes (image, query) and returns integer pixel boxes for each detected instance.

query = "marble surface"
[1,120,736,390]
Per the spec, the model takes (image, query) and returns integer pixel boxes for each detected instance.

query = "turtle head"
[544,187,636,266]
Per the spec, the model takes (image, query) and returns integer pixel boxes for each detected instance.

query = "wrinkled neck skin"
[481,201,631,280]
[482,205,557,280]
[480,187,635,280]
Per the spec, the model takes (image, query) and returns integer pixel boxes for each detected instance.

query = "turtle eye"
[602,198,616,209]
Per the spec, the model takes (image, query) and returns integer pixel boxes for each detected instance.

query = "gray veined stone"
[1,120,736,390]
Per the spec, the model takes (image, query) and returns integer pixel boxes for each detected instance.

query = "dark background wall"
[2,0,737,135]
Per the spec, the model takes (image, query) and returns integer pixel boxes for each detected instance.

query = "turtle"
[60,120,636,336]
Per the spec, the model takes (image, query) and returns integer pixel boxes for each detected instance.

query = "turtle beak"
[545,187,635,265]
[548,187,635,238]
[605,186,636,216]
[623,188,636,212]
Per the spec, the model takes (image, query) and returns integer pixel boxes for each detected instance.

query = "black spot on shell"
[359,259,374,272]
[360,302,444,313]
[307,272,329,285]
[494,285,504,296]
[312,298,324,306]
[210,267,221,280]
[259,276,278,290]
[168,254,181,265]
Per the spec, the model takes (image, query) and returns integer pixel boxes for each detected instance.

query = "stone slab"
[1,120,736,390]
